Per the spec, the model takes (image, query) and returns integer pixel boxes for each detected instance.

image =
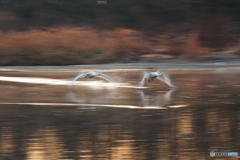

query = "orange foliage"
[0,27,233,65]
[0,27,147,64]
[181,34,207,57]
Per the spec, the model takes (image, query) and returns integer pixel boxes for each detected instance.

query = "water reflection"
[137,89,176,107]
[67,88,177,109]
[0,70,239,160]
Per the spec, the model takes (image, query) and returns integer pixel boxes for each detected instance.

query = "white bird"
[69,72,114,88]
[138,70,175,87]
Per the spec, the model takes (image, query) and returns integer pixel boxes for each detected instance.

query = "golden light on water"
[111,140,134,160]
[0,127,14,155]
[26,130,64,160]
[26,139,45,160]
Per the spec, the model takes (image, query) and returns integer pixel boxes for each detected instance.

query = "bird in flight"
[138,69,175,87]
[69,72,114,88]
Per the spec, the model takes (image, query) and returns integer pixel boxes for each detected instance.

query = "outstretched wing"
[157,73,176,88]
[157,69,163,74]
[97,72,114,82]
[69,72,88,88]
[138,71,149,87]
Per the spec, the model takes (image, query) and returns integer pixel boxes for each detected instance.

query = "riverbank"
[0,59,240,72]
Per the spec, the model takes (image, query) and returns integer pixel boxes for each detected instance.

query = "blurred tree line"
[0,0,240,62]
[0,0,240,31]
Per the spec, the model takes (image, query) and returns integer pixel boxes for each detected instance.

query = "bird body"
[69,72,114,88]
[85,72,97,78]
[147,72,163,81]
[138,70,175,87]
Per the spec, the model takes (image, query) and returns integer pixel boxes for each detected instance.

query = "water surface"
[0,69,239,160]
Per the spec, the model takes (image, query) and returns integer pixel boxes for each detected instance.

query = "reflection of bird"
[67,92,85,104]
[138,70,175,87]
[67,90,118,109]
[67,92,97,109]
[69,72,114,88]
[137,89,176,106]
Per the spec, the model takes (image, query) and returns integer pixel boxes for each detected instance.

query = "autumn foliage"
[0,27,148,65]
[0,26,238,65]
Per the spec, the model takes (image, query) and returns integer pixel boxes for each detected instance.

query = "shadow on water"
[0,70,239,159]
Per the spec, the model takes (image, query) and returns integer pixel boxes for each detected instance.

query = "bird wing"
[69,72,88,88]
[157,73,175,87]
[138,71,149,87]
[157,69,163,74]
[97,72,114,82]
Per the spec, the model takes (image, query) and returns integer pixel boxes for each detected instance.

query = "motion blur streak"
[0,76,144,88]
[0,102,175,109]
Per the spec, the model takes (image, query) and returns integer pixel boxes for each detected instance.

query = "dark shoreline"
[0,60,240,72]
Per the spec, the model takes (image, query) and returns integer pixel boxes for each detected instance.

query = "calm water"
[0,69,239,160]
